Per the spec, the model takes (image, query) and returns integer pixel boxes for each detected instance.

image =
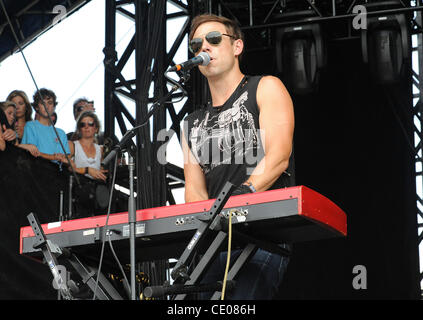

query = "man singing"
[182,14,295,299]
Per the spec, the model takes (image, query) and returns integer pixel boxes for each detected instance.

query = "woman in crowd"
[0,101,17,146]
[0,101,39,156]
[68,111,107,181]
[6,90,32,142]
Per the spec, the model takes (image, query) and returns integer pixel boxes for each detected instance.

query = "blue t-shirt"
[22,120,70,155]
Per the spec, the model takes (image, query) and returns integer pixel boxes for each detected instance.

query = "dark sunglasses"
[79,121,95,128]
[189,31,237,54]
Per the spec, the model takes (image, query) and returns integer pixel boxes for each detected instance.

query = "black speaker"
[361,14,410,84]
[276,24,325,94]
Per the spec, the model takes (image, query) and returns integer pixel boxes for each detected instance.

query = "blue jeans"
[199,246,290,300]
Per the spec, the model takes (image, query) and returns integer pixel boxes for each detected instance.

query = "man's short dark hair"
[32,88,57,111]
[73,97,90,119]
[189,14,244,43]
[189,14,244,60]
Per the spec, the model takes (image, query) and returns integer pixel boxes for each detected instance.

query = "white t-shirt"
[73,140,101,179]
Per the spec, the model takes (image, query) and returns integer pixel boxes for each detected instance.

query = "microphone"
[168,52,210,72]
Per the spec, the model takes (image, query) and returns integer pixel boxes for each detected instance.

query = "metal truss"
[104,0,195,209]
[411,0,423,298]
[102,0,199,294]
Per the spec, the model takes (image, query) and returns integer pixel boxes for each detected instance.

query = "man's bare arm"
[246,75,294,192]
[181,131,209,203]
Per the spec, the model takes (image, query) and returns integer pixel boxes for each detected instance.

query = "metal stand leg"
[174,231,228,300]
[210,243,258,300]
[26,212,123,300]
[59,190,64,222]
[66,253,123,300]
[68,175,74,220]
[26,212,73,300]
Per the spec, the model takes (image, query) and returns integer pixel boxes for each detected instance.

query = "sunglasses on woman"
[79,121,95,128]
[189,30,237,54]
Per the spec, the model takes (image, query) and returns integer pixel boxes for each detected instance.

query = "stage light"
[361,13,410,84]
[275,23,326,94]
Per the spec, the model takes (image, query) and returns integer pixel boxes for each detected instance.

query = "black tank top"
[185,75,272,198]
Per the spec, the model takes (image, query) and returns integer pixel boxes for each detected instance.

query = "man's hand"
[232,184,253,196]
[19,144,40,157]
[53,153,70,163]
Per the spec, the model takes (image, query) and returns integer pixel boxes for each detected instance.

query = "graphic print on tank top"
[189,91,263,175]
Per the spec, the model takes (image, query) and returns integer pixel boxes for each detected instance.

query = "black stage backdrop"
[243,34,420,299]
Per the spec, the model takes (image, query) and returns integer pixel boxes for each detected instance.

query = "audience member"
[68,111,110,217]
[67,97,95,141]
[6,90,32,142]
[0,100,17,144]
[0,101,39,156]
[21,88,70,163]
[68,97,122,165]
[0,100,16,128]
[0,101,14,151]
[68,111,107,181]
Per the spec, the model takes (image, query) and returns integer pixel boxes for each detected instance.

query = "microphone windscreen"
[198,52,211,66]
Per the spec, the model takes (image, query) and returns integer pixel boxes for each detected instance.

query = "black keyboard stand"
[27,212,74,300]
[143,182,291,300]
[26,212,123,300]
[173,227,291,300]
[65,253,123,300]
[170,182,237,283]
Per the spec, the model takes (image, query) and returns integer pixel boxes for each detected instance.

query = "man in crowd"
[21,88,70,163]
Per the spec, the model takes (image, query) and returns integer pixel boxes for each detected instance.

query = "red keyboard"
[20,185,347,262]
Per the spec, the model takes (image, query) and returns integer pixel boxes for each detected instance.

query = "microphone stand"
[101,71,189,300]
[128,153,136,300]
